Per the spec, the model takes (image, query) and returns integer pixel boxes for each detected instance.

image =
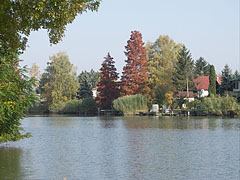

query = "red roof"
[176,91,194,98]
[217,76,223,85]
[194,76,209,90]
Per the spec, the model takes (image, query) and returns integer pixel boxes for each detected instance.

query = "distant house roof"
[194,76,209,90]
[232,76,240,81]
[176,91,194,98]
[217,75,223,85]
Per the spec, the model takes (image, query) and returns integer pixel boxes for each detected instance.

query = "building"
[232,76,240,97]
[176,91,195,102]
[194,76,209,98]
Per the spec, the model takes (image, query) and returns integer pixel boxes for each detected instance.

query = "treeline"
[29,31,240,115]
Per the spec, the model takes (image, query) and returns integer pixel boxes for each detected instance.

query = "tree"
[96,53,119,109]
[0,0,101,53]
[194,57,210,77]
[78,74,93,99]
[233,70,240,79]
[0,52,34,142]
[39,52,79,109]
[121,30,150,96]
[146,35,181,105]
[173,45,194,92]
[208,65,216,96]
[29,63,40,88]
[78,69,99,98]
[220,64,233,95]
[78,69,99,99]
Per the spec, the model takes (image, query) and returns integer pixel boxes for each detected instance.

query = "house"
[232,76,240,97]
[194,76,209,98]
[176,91,195,102]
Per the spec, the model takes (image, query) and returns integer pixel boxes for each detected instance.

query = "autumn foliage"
[96,53,120,109]
[121,31,150,96]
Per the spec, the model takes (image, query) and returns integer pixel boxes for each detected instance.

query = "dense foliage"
[78,69,99,99]
[0,52,34,142]
[194,96,240,116]
[146,35,181,105]
[50,98,97,114]
[113,94,148,115]
[0,0,101,53]
[173,45,194,91]
[194,57,210,77]
[220,64,233,95]
[208,65,216,96]
[96,53,120,109]
[39,52,79,110]
[121,31,150,96]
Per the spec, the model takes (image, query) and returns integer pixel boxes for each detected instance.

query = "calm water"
[0,116,239,180]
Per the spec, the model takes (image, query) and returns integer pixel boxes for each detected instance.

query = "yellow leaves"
[3,101,16,106]
[164,92,174,105]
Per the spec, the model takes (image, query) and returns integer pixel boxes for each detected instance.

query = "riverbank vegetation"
[113,94,148,115]
[28,32,240,117]
[192,96,240,116]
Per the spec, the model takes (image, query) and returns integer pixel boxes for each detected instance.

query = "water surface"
[0,116,239,180]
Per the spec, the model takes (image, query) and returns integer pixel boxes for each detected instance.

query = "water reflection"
[121,116,240,130]
[0,116,239,180]
[0,147,23,180]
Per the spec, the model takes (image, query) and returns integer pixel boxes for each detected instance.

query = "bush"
[193,95,240,116]
[113,94,148,115]
[0,52,34,143]
[48,98,97,115]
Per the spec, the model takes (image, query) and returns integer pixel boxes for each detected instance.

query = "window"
[233,82,239,89]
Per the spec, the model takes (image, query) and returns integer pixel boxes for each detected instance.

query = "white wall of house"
[198,89,209,98]
[233,81,240,97]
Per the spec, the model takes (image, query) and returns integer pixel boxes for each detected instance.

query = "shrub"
[0,52,34,143]
[193,95,240,116]
[113,94,148,115]
[48,98,97,115]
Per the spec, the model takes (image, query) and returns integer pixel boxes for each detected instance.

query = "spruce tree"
[220,64,233,95]
[121,30,150,96]
[173,45,194,91]
[194,57,210,77]
[78,74,93,99]
[96,53,119,109]
[208,65,216,96]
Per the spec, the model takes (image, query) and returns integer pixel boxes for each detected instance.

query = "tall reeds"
[113,94,148,115]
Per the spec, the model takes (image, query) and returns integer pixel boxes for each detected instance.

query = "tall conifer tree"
[96,53,119,109]
[173,45,194,91]
[121,30,150,95]
[220,64,233,95]
[208,65,216,96]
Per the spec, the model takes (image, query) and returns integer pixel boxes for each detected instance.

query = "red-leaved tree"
[121,30,150,96]
[96,53,120,109]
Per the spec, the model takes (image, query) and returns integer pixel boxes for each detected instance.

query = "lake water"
[0,116,239,180]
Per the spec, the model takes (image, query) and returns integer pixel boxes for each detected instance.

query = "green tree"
[220,64,233,95]
[173,45,194,92]
[146,35,181,105]
[78,74,93,99]
[0,0,101,53]
[39,52,79,110]
[208,65,216,96]
[29,62,40,88]
[0,52,34,142]
[233,70,240,79]
[194,57,210,77]
[78,69,99,99]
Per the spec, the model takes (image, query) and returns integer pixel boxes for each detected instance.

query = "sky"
[20,0,239,75]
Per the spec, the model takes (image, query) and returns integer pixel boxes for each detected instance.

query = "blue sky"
[20,0,239,75]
